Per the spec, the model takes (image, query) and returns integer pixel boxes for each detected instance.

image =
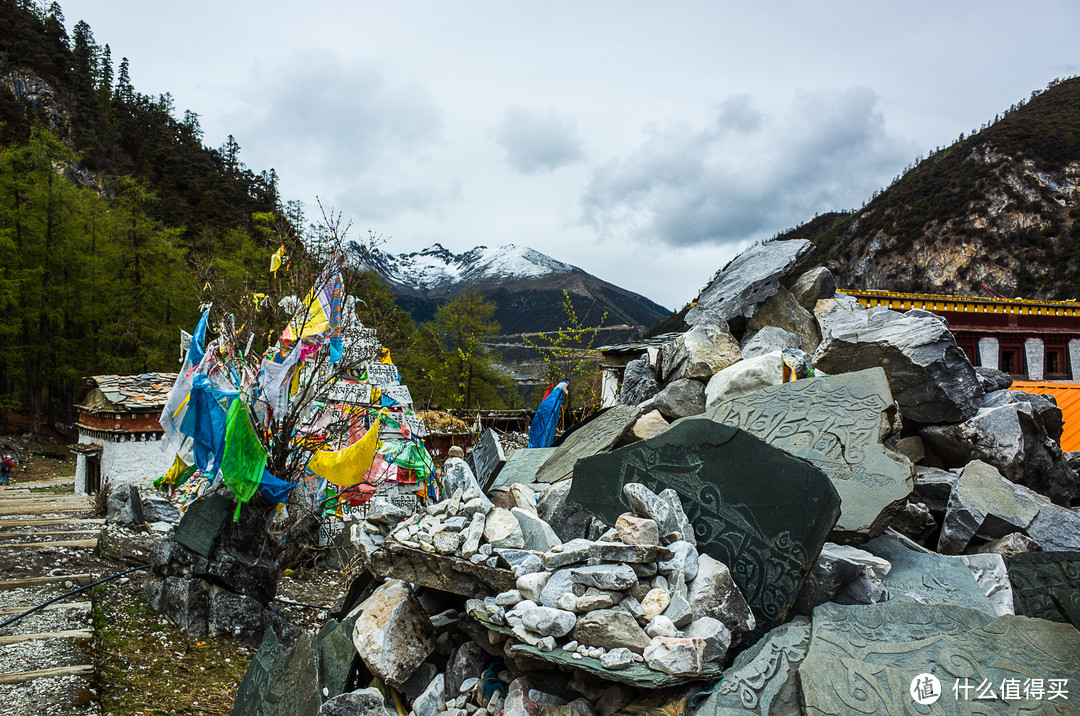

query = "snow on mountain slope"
[350,242,581,293]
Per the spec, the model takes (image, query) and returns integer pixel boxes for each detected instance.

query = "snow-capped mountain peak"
[349,242,580,294]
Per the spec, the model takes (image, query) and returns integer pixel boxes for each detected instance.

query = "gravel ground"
[1,601,91,636]
[0,674,100,716]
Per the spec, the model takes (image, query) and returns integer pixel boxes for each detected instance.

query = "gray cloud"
[230,51,445,216]
[715,94,762,133]
[582,88,918,247]
[491,106,586,174]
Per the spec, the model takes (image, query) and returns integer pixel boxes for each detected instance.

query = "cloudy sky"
[60,1,1080,310]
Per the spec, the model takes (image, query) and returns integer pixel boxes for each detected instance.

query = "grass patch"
[93,583,254,715]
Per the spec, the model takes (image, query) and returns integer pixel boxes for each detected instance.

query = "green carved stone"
[799,601,1080,716]
[708,367,913,542]
[1007,551,1080,624]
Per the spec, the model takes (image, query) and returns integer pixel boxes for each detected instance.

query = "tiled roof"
[1010,381,1080,452]
[81,373,177,411]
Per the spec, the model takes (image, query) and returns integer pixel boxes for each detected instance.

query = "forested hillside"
[0,0,292,432]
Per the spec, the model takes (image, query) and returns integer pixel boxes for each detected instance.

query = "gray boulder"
[745,287,821,354]
[351,580,435,689]
[650,378,706,421]
[572,609,652,653]
[107,483,145,525]
[921,400,1078,504]
[975,366,1013,393]
[617,356,661,406]
[537,480,596,543]
[813,306,983,424]
[936,461,1042,555]
[740,325,800,359]
[658,323,742,383]
[795,543,891,613]
[142,495,180,524]
[704,350,786,409]
[319,687,396,716]
[685,239,814,328]
[789,266,837,310]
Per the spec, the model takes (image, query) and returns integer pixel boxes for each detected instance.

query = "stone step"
[0,601,92,616]
[0,529,101,538]
[0,504,92,516]
[0,538,98,550]
[0,574,93,591]
[0,629,94,647]
[0,664,95,686]
[0,518,104,527]
[0,497,89,507]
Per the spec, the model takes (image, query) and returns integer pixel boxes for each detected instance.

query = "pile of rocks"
[143,489,293,646]
[229,239,1080,716]
[467,482,753,678]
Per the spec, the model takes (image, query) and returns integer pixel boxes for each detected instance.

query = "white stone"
[516,572,551,604]
[978,337,1000,370]
[642,637,705,677]
[704,351,786,409]
[960,553,1015,616]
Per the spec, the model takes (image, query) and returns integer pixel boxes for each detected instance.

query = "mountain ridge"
[773,76,1080,301]
[348,240,670,334]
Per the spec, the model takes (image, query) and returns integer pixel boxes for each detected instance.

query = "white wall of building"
[1024,337,1045,381]
[74,431,173,494]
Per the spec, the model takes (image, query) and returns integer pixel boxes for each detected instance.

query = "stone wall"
[75,431,173,494]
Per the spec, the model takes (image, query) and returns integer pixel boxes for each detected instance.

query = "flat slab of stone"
[1006,551,1080,624]
[0,664,95,686]
[535,405,643,484]
[798,601,1080,716]
[174,492,232,558]
[490,448,558,491]
[709,367,912,542]
[468,607,720,689]
[685,239,813,327]
[368,544,516,597]
[936,460,1041,554]
[467,428,507,490]
[569,417,839,641]
[862,532,995,615]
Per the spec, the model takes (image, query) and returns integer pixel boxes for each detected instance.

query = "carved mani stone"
[708,367,913,543]
[798,601,1080,716]
[862,532,996,616]
[693,616,810,716]
[568,417,840,643]
[1006,551,1080,624]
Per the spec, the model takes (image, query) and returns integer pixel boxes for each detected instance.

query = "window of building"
[1046,348,1066,377]
[1001,349,1019,375]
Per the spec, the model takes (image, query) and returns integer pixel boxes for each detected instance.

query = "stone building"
[72,373,176,494]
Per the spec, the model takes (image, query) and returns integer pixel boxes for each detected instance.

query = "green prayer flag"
[221,400,268,520]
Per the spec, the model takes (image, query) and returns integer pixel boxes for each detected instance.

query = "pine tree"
[115,56,133,102]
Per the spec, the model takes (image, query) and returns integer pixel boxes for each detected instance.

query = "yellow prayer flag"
[270,254,282,276]
[306,417,382,487]
[281,284,330,342]
[161,453,189,486]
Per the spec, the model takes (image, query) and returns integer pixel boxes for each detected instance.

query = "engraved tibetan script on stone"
[708,367,913,542]
[1007,551,1080,624]
[569,417,839,641]
[799,601,1080,716]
